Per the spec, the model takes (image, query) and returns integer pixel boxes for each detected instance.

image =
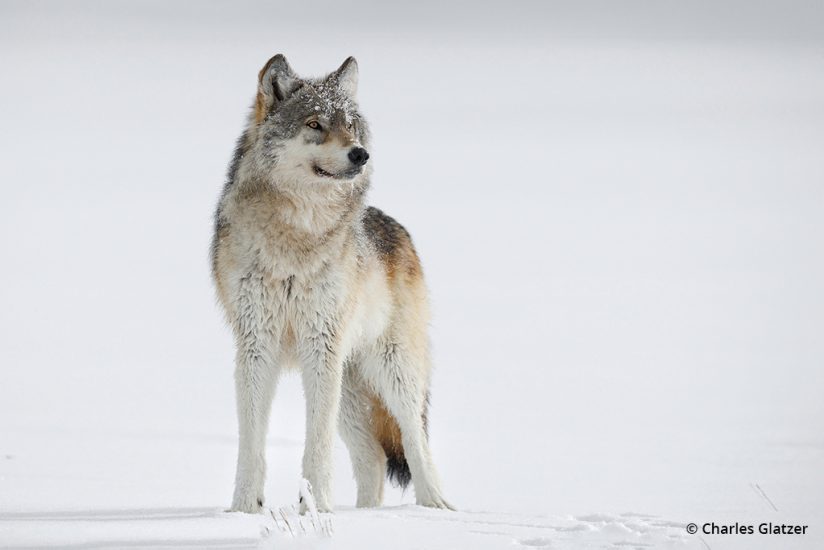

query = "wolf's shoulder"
[362,206,414,257]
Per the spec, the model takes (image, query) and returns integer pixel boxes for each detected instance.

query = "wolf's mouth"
[313,165,363,180]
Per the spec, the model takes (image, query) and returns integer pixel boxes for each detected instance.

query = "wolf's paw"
[298,478,333,515]
[299,497,333,515]
[417,494,455,511]
[355,497,382,509]
[228,493,264,514]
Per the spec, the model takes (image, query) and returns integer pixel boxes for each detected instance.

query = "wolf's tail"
[370,393,429,489]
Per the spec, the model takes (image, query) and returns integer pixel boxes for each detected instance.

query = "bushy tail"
[370,393,429,489]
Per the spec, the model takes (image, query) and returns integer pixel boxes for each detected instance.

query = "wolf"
[210,54,452,513]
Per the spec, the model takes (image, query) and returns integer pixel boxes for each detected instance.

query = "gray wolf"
[210,54,452,513]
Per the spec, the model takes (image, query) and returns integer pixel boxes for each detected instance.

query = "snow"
[2,1,824,549]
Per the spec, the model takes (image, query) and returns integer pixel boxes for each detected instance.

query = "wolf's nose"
[348,147,369,167]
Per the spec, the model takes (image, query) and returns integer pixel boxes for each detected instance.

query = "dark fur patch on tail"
[386,450,412,488]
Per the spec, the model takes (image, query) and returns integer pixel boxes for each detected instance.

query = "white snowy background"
[1,1,823,548]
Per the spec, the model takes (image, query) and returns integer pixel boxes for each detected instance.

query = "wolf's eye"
[307,121,321,130]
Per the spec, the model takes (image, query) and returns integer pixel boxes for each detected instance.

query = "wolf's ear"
[332,56,358,97]
[257,54,299,115]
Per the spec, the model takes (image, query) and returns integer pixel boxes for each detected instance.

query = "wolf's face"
[250,55,371,187]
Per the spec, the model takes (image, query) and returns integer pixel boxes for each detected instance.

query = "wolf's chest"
[256,254,390,360]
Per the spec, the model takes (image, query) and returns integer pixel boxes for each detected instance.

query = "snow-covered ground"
[2,2,823,548]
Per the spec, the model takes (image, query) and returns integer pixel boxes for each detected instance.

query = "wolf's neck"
[272,183,363,237]
[230,172,365,239]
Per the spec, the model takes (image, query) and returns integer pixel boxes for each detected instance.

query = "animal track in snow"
[519,536,553,547]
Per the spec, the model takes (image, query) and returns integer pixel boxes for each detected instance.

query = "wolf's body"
[211,54,450,513]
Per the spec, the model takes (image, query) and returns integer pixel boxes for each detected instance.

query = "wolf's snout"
[348,147,369,167]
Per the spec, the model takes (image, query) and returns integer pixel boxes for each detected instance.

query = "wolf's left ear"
[257,54,299,115]
[333,56,358,97]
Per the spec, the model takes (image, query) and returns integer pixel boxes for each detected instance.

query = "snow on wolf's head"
[246,54,371,189]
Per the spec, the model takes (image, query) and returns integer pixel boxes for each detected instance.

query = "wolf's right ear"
[256,54,299,119]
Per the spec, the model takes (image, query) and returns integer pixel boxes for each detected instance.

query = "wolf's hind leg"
[339,364,386,507]
[368,344,453,510]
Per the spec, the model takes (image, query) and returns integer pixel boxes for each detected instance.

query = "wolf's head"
[243,54,371,189]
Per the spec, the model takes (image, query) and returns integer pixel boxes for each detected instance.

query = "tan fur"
[254,90,267,124]
[370,393,404,460]
[254,58,278,123]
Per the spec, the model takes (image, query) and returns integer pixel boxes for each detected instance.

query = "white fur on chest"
[250,251,392,370]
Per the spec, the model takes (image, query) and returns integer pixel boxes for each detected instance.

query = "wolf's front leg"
[231,351,278,513]
[299,331,344,513]
[229,275,280,513]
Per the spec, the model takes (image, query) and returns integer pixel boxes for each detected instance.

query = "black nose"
[348,147,369,167]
